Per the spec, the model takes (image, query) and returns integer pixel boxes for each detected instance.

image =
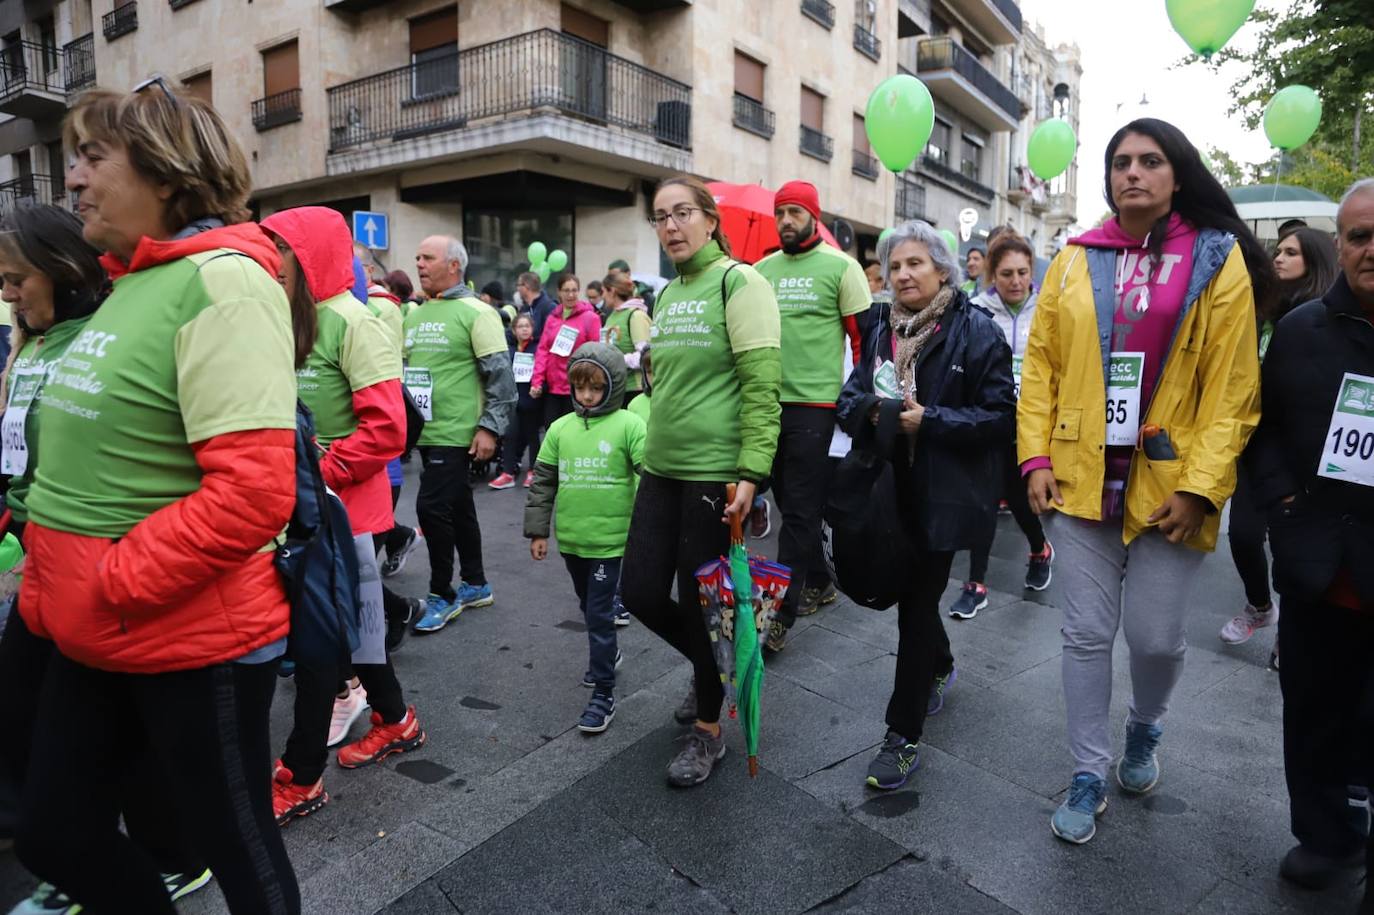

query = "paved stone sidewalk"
[1,472,1363,914]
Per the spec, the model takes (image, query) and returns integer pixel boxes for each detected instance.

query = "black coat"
[529,292,557,347]
[837,290,1015,552]
[1244,274,1374,603]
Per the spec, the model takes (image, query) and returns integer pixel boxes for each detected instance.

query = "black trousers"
[382,485,415,558]
[417,446,486,597]
[16,655,299,914]
[542,393,573,429]
[621,473,730,724]
[1227,465,1272,609]
[503,405,543,475]
[886,550,956,742]
[1278,597,1374,860]
[281,655,405,786]
[966,451,1046,583]
[772,405,836,626]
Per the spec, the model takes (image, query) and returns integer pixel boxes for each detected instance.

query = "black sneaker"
[866,731,920,790]
[948,582,989,620]
[164,868,214,902]
[1025,540,1054,591]
[381,529,421,579]
[1279,844,1364,889]
[797,581,838,617]
[386,599,421,654]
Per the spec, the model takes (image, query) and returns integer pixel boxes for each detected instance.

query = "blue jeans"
[563,554,621,690]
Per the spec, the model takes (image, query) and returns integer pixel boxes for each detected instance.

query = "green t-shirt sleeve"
[470,305,509,359]
[724,266,781,355]
[838,256,872,318]
[175,261,297,442]
[626,412,647,473]
[629,310,652,347]
[341,313,402,391]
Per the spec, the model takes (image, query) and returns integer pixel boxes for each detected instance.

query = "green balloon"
[527,241,547,266]
[536,262,551,283]
[1027,119,1077,181]
[878,228,894,247]
[1165,0,1254,57]
[1264,85,1322,151]
[547,249,568,272]
[938,229,958,256]
[864,74,935,173]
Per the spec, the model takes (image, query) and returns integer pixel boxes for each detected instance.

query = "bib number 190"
[1330,427,1374,462]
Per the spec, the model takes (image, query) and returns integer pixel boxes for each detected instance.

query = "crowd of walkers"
[0,75,1368,915]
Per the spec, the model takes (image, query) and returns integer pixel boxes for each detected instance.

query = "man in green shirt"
[407,235,517,632]
[754,181,871,650]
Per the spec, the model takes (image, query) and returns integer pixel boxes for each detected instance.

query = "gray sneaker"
[667,725,727,787]
[673,678,698,724]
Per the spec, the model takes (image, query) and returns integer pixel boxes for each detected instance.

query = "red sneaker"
[336,706,426,769]
[272,761,328,825]
[488,472,516,490]
[523,470,534,488]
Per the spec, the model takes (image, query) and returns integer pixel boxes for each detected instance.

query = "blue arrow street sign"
[352,210,389,250]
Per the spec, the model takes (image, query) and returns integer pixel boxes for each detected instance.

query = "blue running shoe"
[578,692,616,733]
[455,581,494,610]
[927,667,957,716]
[1051,773,1108,844]
[865,731,920,790]
[1117,721,1163,795]
[414,593,460,633]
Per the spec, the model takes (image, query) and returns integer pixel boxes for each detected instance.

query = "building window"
[800,85,823,133]
[960,133,984,182]
[410,6,458,99]
[37,16,57,74]
[182,70,212,106]
[463,208,574,296]
[560,4,609,121]
[852,113,878,178]
[732,52,774,137]
[257,40,301,130]
[926,118,951,166]
[734,52,765,103]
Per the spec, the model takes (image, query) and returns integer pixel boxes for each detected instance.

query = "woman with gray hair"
[836,219,1015,790]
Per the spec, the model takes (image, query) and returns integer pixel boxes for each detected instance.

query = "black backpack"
[273,400,362,667]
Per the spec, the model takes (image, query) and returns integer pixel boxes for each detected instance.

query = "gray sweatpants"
[1049,513,1206,780]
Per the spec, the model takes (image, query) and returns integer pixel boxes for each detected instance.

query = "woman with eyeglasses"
[530,272,601,427]
[619,175,781,787]
[11,83,301,912]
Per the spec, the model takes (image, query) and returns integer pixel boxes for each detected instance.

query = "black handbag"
[821,404,916,610]
[401,384,425,453]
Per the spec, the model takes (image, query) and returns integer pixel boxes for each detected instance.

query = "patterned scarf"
[890,285,955,400]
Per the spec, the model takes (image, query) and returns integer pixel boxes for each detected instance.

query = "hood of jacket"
[100,221,281,281]
[368,284,402,305]
[615,298,648,314]
[260,207,356,303]
[568,341,626,418]
[1070,212,1192,250]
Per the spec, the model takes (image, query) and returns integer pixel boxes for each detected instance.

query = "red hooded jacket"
[260,207,404,536]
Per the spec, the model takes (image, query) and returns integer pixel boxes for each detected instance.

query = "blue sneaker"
[578,691,616,733]
[1051,773,1108,844]
[865,730,920,790]
[1117,721,1163,794]
[455,581,494,610]
[927,667,957,716]
[414,593,460,633]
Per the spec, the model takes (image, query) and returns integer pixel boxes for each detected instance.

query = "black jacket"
[837,291,1015,552]
[1244,274,1374,603]
[528,292,557,347]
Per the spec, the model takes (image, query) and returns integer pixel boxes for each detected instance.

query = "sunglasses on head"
[130,74,182,110]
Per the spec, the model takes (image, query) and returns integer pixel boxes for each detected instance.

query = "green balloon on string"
[547,249,568,272]
[938,229,958,256]
[1263,85,1322,151]
[864,74,935,173]
[536,262,552,283]
[878,228,894,246]
[1165,0,1255,57]
[527,241,547,266]
[1027,119,1077,181]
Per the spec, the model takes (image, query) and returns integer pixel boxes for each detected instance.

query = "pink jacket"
[531,300,602,395]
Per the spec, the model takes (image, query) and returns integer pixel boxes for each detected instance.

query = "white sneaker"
[327,682,370,747]
[1219,602,1279,645]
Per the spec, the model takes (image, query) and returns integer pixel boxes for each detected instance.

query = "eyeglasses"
[131,74,182,110]
[647,205,702,229]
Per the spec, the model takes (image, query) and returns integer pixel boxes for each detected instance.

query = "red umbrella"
[706,181,840,265]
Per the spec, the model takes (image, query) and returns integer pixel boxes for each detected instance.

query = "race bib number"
[873,360,899,400]
[1317,372,1374,488]
[1011,355,1023,399]
[512,352,535,384]
[551,324,580,357]
[1105,352,1144,446]
[1,365,44,477]
[404,367,433,421]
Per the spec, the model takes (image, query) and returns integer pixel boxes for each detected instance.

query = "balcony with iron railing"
[63,34,95,96]
[915,37,1020,132]
[0,174,68,217]
[253,88,302,131]
[103,2,138,41]
[960,0,1021,45]
[853,149,879,180]
[0,40,67,119]
[853,25,881,62]
[733,93,775,140]
[801,0,834,29]
[895,174,928,223]
[326,30,692,160]
[920,153,995,203]
[1048,191,1076,220]
[799,124,832,162]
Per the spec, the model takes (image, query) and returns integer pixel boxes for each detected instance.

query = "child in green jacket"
[524,342,646,733]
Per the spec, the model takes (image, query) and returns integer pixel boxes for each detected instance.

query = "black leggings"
[16,655,299,914]
[887,551,956,742]
[966,450,1046,583]
[382,485,415,558]
[1227,464,1271,608]
[503,405,543,475]
[620,473,729,724]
